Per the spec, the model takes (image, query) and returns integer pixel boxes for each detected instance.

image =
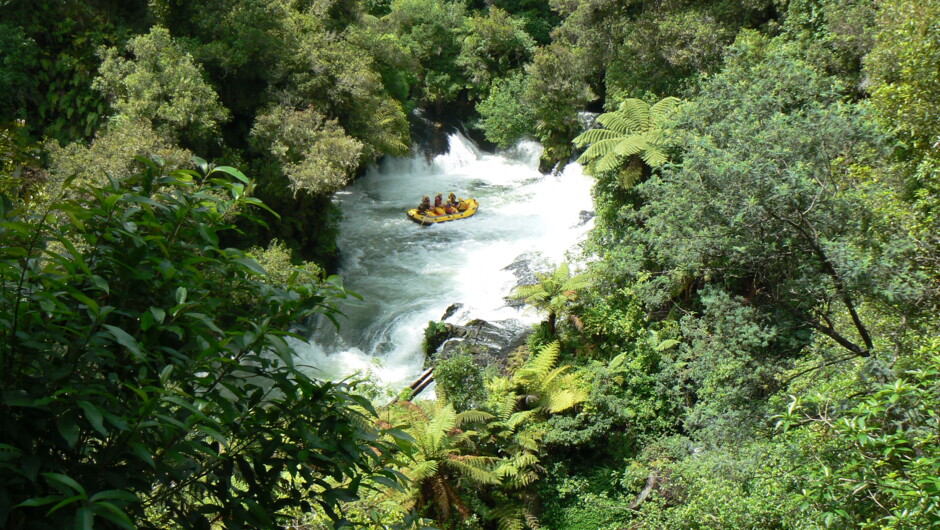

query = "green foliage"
[247,238,325,287]
[94,26,229,149]
[474,72,536,148]
[46,116,193,192]
[386,0,469,106]
[457,7,535,99]
[509,261,591,336]
[278,6,411,160]
[628,438,804,529]
[537,464,633,530]
[250,104,364,196]
[865,0,940,155]
[631,33,932,356]
[0,24,38,118]
[0,121,43,201]
[434,353,489,412]
[573,96,683,188]
[543,287,683,452]
[780,339,940,528]
[864,0,940,284]
[0,2,124,143]
[487,341,588,420]
[489,0,559,45]
[523,42,594,172]
[387,400,500,526]
[422,320,450,355]
[0,159,399,528]
[782,0,877,92]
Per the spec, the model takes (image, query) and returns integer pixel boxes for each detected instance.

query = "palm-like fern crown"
[509,262,592,316]
[572,96,682,186]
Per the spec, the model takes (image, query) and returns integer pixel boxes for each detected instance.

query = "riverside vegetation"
[1,0,938,528]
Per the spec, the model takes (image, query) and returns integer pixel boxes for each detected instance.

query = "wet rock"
[578,210,595,226]
[426,318,531,374]
[441,303,463,321]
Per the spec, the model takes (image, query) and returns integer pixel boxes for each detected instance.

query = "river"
[290,132,594,391]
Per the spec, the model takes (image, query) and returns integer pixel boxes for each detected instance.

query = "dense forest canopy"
[1,0,939,528]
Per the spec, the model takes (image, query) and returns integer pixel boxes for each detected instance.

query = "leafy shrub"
[0,158,401,528]
[423,320,450,355]
[434,353,488,412]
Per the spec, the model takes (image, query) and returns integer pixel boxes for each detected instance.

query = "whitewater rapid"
[291,133,594,391]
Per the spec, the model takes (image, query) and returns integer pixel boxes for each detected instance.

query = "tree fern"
[509,262,592,336]
[573,96,684,189]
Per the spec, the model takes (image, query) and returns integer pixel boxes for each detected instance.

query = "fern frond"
[524,509,541,529]
[608,352,627,370]
[551,262,570,284]
[612,136,648,159]
[649,96,683,127]
[446,457,501,485]
[547,388,586,413]
[594,111,635,135]
[516,341,560,385]
[457,409,495,425]
[640,144,669,167]
[426,403,457,451]
[505,409,537,430]
[562,271,592,293]
[572,128,622,147]
[537,365,570,393]
[504,469,540,489]
[616,98,652,131]
[618,164,643,189]
[508,283,548,302]
[512,452,540,469]
[514,431,542,452]
[594,150,629,174]
[576,138,621,165]
[490,506,526,530]
[410,459,440,482]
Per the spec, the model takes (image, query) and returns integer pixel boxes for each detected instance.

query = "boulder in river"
[424,316,531,374]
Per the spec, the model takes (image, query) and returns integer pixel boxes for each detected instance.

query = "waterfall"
[290,133,594,391]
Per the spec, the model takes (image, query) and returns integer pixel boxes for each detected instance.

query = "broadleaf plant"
[0,157,401,529]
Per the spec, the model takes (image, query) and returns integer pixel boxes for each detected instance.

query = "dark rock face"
[578,210,595,226]
[422,251,560,373]
[430,318,531,374]
[441,303,463,321]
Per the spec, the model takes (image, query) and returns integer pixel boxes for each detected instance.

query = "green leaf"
[14,496,62,508]
[150,307,166,325]
[89,490,138,503]
[102,325,143,359]
[73,506,93,530]
[184,312,223,335]
[43,473,87,497]
[57,416,79,449]
[210,165,250,184]
[78,401,107,436]
[232,257,267,276]
[656,339,681,351]
[196,424,229,448]
[89,501,134,530]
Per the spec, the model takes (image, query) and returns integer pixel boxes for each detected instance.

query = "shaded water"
[292,133,593,390]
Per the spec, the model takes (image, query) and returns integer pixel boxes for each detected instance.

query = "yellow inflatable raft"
[407,198,479,224]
